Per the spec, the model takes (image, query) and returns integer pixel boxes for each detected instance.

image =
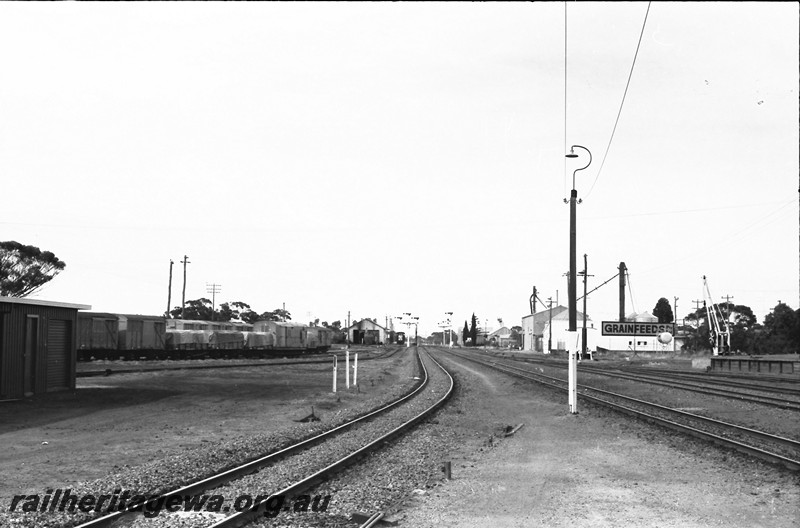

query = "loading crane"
[703,275,731,356]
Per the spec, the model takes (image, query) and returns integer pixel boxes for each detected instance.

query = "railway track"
[500,354,800,410]
[618,365,800,396]
[71,348,453,528]
[440,348,800,472]
[77,347,403,378]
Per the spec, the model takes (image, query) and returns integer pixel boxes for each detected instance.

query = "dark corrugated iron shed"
[0,296,91,400]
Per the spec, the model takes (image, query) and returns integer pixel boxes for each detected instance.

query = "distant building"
[346,319,388,345]
[488,326,517,348]
[521,305,597,353]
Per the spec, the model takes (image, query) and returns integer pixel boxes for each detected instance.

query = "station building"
[0,296,90,400]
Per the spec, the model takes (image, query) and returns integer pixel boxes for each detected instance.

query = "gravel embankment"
[123,350,453,528]
[1,353,418,528]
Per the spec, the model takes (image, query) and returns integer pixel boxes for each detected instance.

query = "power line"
[585,1,652,198]
[626,268,638,314]
[564,1,568,199]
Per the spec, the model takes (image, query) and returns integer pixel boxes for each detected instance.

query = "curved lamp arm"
[565,144,592,190]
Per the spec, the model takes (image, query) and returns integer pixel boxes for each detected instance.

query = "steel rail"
[77,347,401,378]
[443,348,799,471]
[206,348,454,528]
[618,366,800,396]
[575,367,800,410]
[73,349,427,528]
[501,355,800,409]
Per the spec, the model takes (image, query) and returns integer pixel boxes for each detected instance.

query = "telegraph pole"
[180,255,190,319]
[673,296,679,352]
[721,294,734,321]
[548,297,553,353]
[692,299,703,319]
[618,262,627,321]
[674,297,679,324]
[530,287,537,352]
[579,254,593,359]
[206,283,221,321]
[166,260,174,318]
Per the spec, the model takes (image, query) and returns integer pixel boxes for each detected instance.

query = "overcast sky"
[1,2,797,336]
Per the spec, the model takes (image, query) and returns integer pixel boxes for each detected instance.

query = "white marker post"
[567,331,578,413]
[346,350,350,389]
[332,356,338,393]
[353,353,358,387]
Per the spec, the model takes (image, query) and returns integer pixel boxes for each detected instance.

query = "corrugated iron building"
[347,319,388,345]
[1,297,90,400]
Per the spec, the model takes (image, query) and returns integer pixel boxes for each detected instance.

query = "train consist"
[77,312,334,361]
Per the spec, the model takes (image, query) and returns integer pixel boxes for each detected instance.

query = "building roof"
[489,326,512,338]
[0,296,91,310]
[347,319,388,332]
[627,311,658,322]
[522,305,591,335]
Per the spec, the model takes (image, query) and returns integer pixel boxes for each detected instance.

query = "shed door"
[24,316,39,396]
[46,320,71,391]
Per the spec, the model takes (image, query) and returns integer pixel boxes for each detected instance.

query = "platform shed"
[1,297,91,400]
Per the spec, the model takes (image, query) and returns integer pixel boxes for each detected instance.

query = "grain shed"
[0,296,90,400]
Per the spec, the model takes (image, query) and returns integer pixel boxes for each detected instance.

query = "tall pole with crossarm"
[565,145,591,414]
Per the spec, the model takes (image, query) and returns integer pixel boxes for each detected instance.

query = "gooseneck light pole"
[565,144,591,414]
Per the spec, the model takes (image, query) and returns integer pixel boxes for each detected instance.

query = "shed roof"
[0,296,91,310]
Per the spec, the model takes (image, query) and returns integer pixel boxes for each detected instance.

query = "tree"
[462,321,469,345]
[510,325,522,348]
[470,313,478,347]
[683,302,760,354]
[171,298,213,320]
[652,298,674,323]
[235,301,260,324]
[761,302,799,354]
[323,320,342,330]
[0,241,66,297]
[723,303,757,352]
[216,302,235,322]
[259,308,292,322]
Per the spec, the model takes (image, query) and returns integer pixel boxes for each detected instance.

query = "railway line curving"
[68,348,454,528]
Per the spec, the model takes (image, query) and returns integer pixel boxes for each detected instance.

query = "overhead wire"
[584,1,652,199]
[564,1,568,199]
[626,268,638,315]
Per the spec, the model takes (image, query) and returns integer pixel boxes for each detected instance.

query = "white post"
[567,331,578,413]
[332,356,337,393]
[353,353,358,386]
[345,350,350,389]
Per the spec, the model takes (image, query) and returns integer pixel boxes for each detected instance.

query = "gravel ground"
[5,346,797,528]
[399,349,799,528]
[119,350,453,528]
[487,353,800,440]
[207,346,799,528]
[0,350,418,528]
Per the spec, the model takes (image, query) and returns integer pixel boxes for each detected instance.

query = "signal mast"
[702,276,731,356]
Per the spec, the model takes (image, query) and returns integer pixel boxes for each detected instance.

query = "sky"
[1,2,797,337]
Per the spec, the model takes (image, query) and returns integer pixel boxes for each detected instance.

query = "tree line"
[652,297,798,355]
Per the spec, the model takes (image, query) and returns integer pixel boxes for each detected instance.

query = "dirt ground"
[397,350,799,528]
[0,352,409,503]
[2,348,797,528]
